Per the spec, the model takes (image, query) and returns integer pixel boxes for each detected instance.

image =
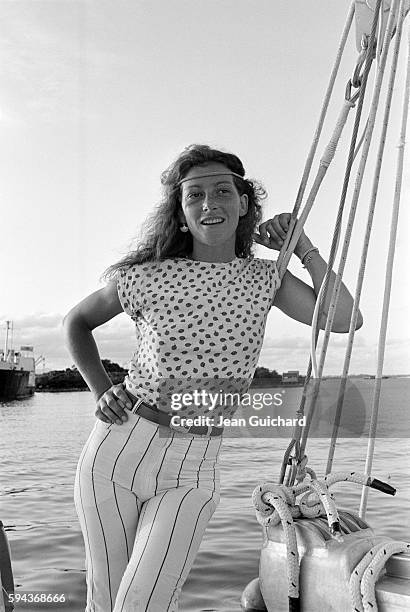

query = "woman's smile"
[200,216,225,225]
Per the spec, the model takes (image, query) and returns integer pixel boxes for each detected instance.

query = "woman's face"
[179,162,248,248]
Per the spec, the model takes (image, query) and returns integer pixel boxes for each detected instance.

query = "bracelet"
[299,246,319,268]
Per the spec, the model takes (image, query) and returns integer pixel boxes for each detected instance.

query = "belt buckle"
[169,419,192,435]
[130,398,145,414]
[169,421,214,436]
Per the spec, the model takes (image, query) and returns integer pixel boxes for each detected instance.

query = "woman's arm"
[62,279,133,421]
[254,213,363,333]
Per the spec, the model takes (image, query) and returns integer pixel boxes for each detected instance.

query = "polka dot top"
[116,256,281,421]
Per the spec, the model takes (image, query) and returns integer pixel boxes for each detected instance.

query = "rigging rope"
[326,0,408,478]
[301,0,410,465]
[278,88,373,485]
[299,0,385,459]
[276,2,356,277]
[299,0,399,469]
[278,0,383,486]
[359,2,410,517]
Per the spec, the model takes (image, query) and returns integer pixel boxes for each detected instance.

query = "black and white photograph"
[1,1,410,611]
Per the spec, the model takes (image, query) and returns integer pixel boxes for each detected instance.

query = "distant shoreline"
[34,370,409,394]
[34,376,408,394]
[35,387,89,393]
[35,383,305,392]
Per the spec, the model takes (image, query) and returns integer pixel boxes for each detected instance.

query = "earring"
[180,223,189,233]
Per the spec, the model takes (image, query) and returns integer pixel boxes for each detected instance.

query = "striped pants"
[74,413,222,612]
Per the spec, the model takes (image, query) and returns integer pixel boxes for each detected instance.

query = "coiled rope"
[350,541,410,612]
[252,471,401,612]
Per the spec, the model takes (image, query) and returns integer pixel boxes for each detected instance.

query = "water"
[1,381,409,611]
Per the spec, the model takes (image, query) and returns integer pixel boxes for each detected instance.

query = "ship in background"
[0,321,36,400]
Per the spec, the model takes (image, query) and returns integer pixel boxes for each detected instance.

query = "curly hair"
[102,144,267,281]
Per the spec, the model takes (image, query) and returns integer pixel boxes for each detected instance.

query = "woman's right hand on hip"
[95,383,132,424]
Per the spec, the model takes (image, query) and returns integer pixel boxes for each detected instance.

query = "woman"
[63,144,362,612]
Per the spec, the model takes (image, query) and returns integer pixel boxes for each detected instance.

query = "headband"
[177,171,245,186]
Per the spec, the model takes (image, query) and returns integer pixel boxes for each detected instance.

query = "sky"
[1,0,409,375]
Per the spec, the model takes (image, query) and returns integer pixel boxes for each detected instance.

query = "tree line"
[36,361,284,390]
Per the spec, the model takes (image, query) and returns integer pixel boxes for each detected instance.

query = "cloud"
[263,333,368,351]
[262,336,310,350]
[385,337,410,348]
[0,311,135,371]
[260,333,409,375]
